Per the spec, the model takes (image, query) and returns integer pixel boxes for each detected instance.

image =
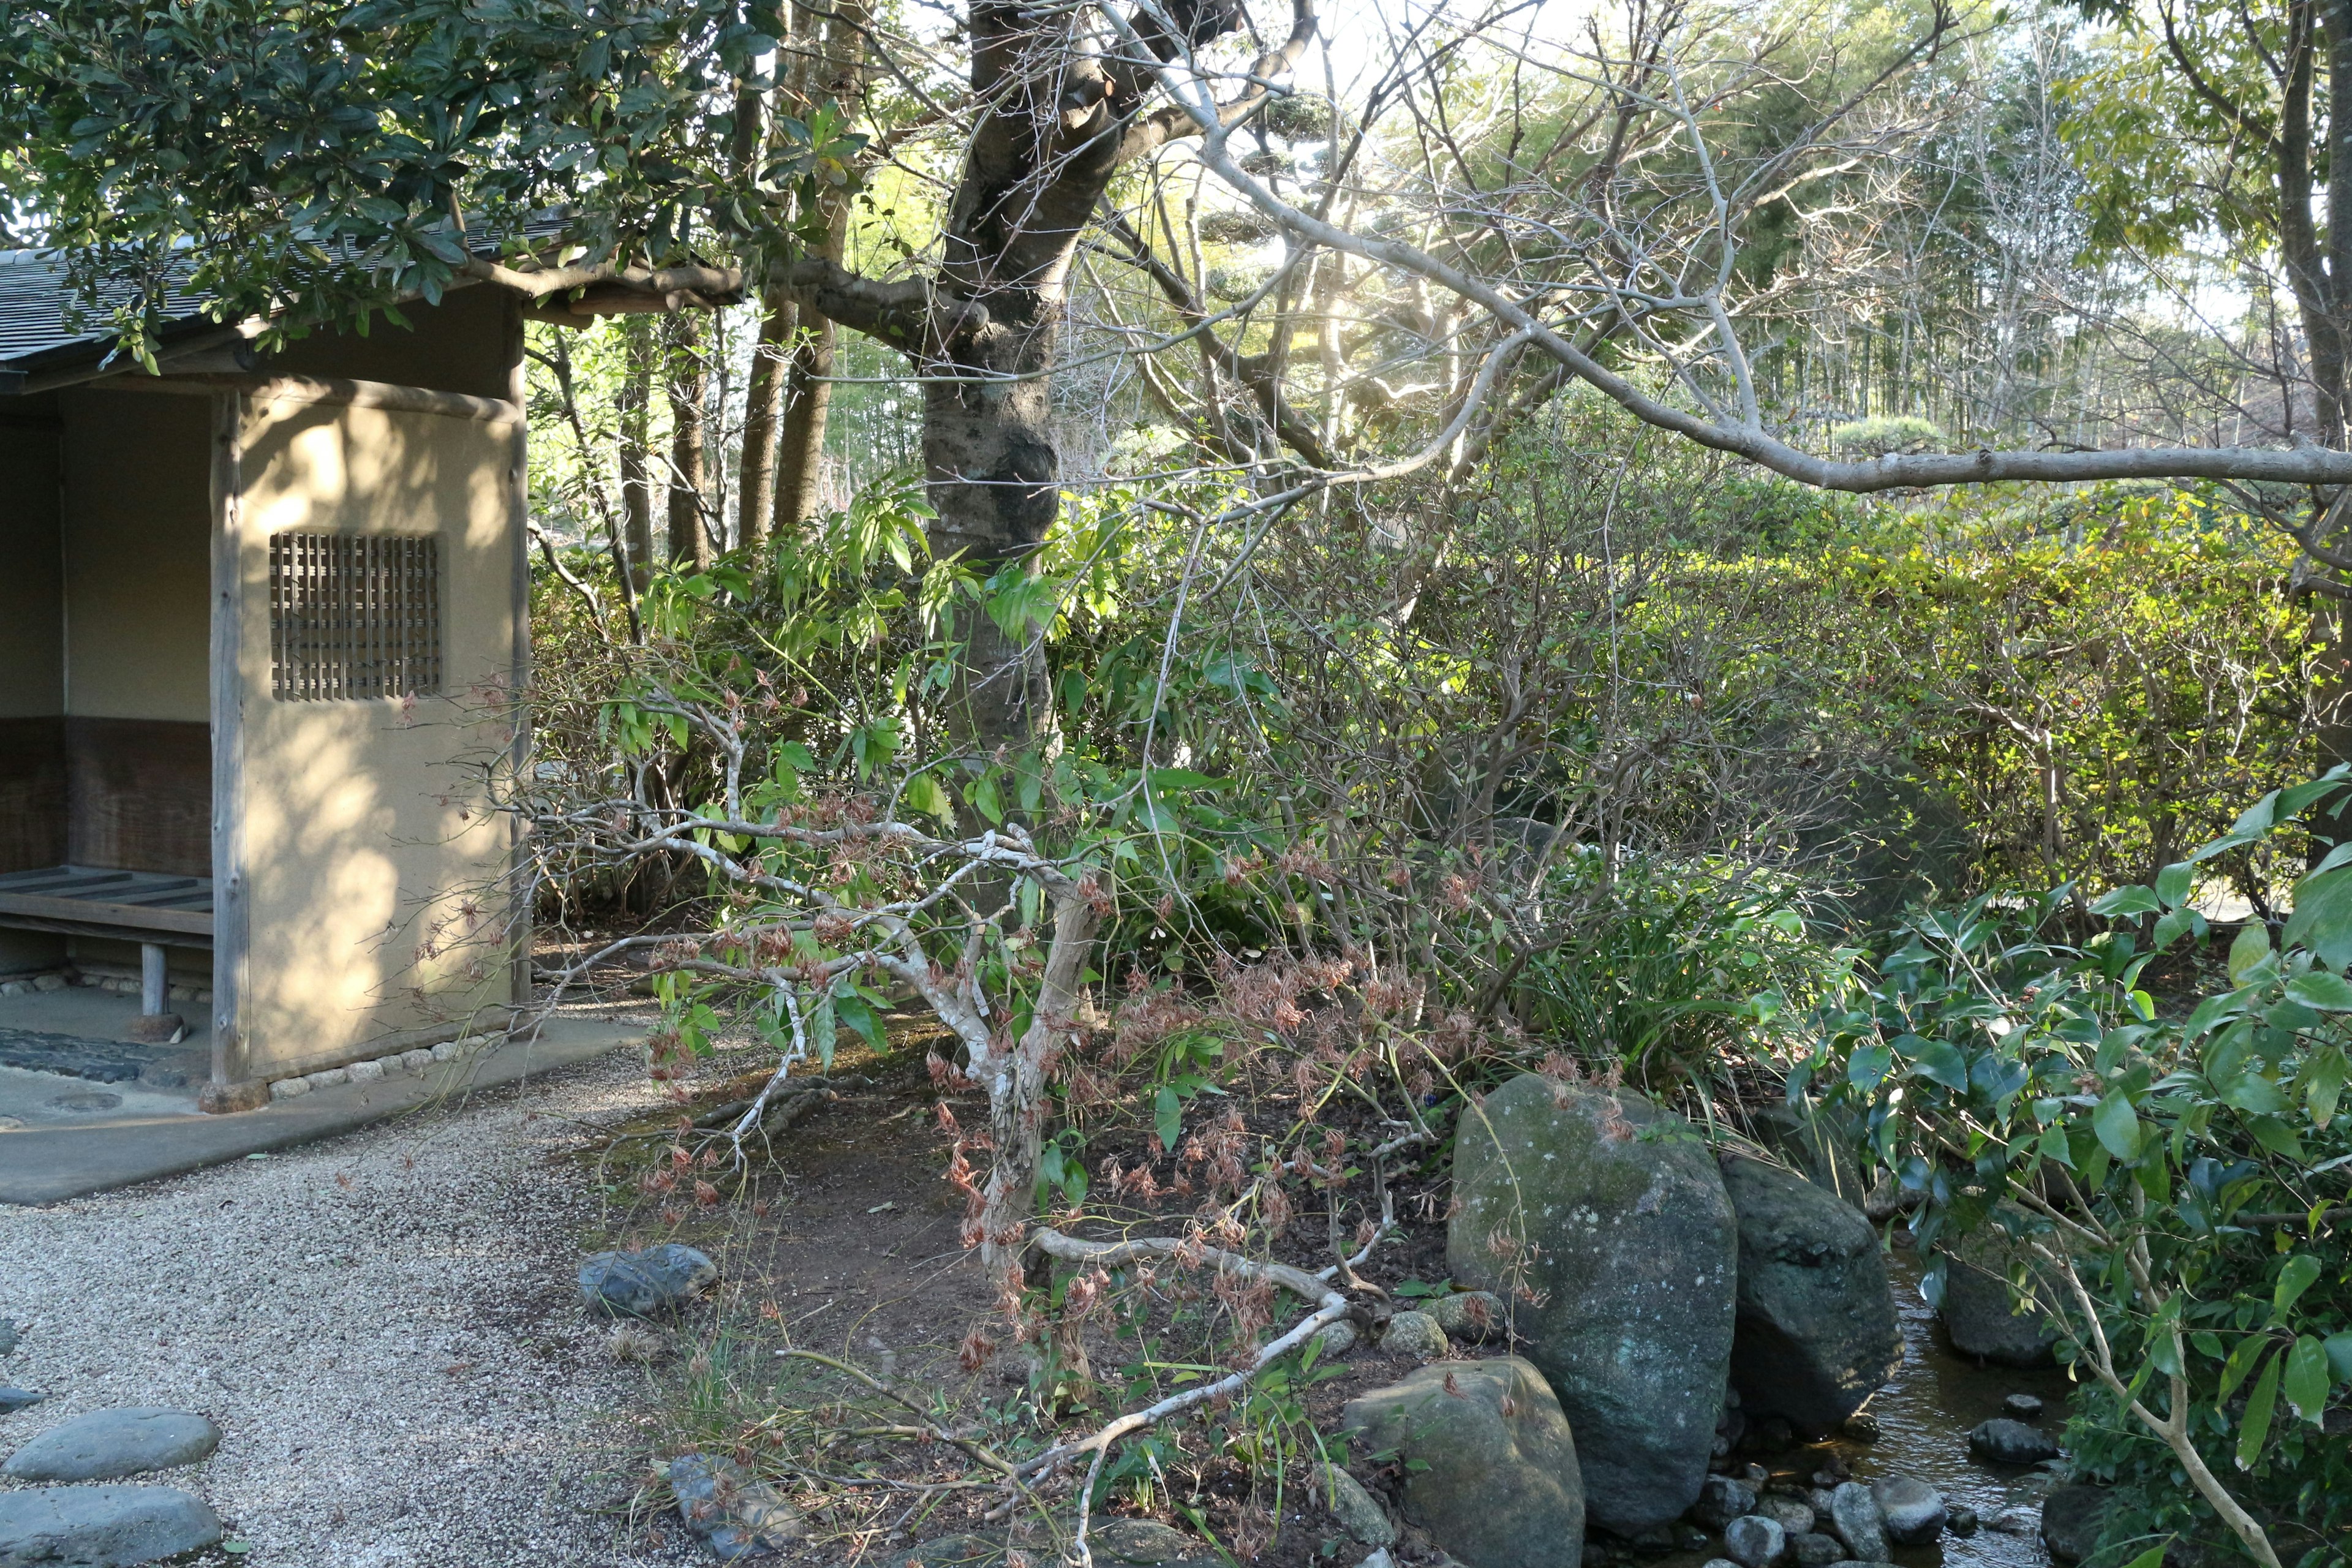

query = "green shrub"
[1803,775,2352,1568]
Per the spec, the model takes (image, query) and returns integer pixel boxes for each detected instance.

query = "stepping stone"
[0,1390,43,1414]
[1,1409,219,1482]
[580,1244,717,1316]
[0,1484,221,1566]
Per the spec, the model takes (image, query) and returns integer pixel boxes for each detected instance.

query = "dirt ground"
[582,1016,1484,1568]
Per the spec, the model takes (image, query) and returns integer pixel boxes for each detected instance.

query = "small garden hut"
[0,259,530,1110]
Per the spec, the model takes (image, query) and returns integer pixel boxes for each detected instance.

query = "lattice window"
[268,533,442,701]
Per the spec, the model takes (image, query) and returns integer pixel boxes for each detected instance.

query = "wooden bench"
[0,867,213,1024]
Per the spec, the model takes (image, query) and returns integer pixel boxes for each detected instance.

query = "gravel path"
[0,1031,706,1567]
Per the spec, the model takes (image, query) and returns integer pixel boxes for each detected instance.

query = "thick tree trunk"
[665,312,710,568]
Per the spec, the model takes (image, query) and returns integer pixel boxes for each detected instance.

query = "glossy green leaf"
[2154,862,2193,908]
[2235,1350,2280,1469]
[2284,865,2352,970]
[2093,1091,2142,1159]
[902,771,956,826]
[2283,1336,2332,1423]
[1154,1085,1182,1150]
[2284,971,2352,1011]
[2090,886,2163,917]
[1908,1039,1970,1092]
[2274,1254,2321,1320]
[2219,1335,2269,1400]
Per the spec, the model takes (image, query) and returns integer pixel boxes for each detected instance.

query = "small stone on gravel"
[0,1483,221,1566]
[2002,1392,2043,1419]
[1724,1513,1786,1568]
[579,1244,718,1316]
[0,1322,15,1357]
[1091,1518,1212,1564]
[1968,1417,2060,1464]
[670,1453,802,1561]
[1,1409,219,1483]
[1379,1310,1448,1360]
[0,1390,43,1414]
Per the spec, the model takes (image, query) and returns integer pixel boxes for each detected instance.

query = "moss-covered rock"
[1341,1356,1581,1568]
[1446,1074,1735,1532]
[1720,1155,1901,1436]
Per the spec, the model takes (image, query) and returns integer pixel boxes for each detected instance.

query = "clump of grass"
[606,1322,664,1363]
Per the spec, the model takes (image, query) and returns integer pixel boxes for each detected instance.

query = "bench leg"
[141,943,168,1018]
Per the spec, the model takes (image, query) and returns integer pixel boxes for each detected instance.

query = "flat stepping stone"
[0,1484,221,1566]
[580,1244,717,1316]
[1,1408,219,1482]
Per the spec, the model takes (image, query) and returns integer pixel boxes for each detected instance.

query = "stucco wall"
[228,392,522,1076]
[57,387,211,723]
[0,403,66,918]
[0,407,63,720]
[264,285,519,402]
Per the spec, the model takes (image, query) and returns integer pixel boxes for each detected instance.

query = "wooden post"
[201,387,260,1111]
[508,302,535,1017]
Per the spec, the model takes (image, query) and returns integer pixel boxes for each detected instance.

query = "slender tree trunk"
[975,893,1101,1271]
[775,312,837,530]
[773,0,867,535]
[665,313,711,569]
[739,293,793,553]
[617,322,656,595]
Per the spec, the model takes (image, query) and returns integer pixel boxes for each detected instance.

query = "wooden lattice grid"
[267,532,443,701]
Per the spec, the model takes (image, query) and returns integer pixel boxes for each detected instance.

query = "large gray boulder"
[0,1485,222,1567]
[1448,1075,1735,1533]
[1,1409,219,1483]
[1341,1355,1583,1568]
[1936,1211,2061,1367]
[1719,1156,1901,1437]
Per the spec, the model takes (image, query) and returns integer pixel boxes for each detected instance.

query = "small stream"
[1844,1248,2077,1568]
[1651,1245,2078,1568]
